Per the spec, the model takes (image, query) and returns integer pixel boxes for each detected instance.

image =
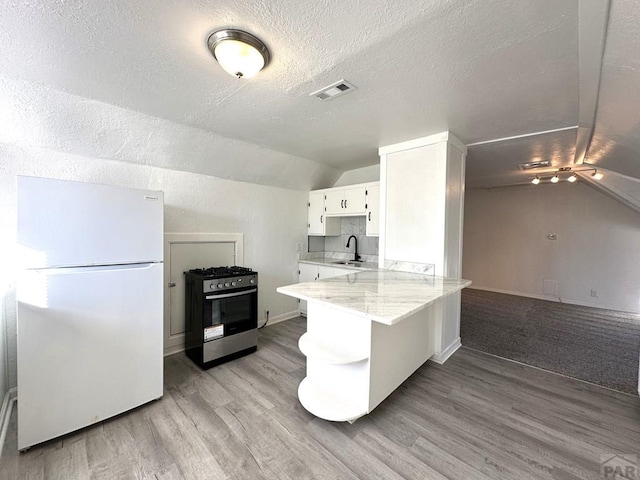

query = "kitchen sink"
[332,260,363,266]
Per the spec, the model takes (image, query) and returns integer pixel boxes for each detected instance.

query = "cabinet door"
[324,190,344,216]
[308,191,325,235]
[365,184,380,236]
[316,265,331,280]
[317,266,357,279]
[343,186,366,215]
[298,263,319,315]
[299,263,319,282]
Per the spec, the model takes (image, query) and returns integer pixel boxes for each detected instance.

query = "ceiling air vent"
[517,160,551,170]
[310,80,357,101]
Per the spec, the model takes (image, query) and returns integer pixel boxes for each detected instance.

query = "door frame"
[163,233,244,356]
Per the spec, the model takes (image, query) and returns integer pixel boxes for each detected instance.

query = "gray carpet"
[461,289,640,394]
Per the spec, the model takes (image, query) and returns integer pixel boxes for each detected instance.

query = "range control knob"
[224,282,230,287]
[250,278,255,284]
[217,283,223,289]
[237,278,242,283]
[231,281,236,286]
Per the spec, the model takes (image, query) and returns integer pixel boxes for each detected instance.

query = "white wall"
[332,164,379,187]
[463,182,640,313]
[1,142,309,389]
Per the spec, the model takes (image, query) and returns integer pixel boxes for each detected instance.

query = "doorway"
[164,233,243,355]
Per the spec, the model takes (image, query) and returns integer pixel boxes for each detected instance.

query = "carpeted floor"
[461,288,640,394]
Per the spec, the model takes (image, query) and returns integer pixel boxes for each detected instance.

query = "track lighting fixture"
[530,168,603,185]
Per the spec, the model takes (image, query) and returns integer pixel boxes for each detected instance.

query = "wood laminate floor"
[2,317,639,479]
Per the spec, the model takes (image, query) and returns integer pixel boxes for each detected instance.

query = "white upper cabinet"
[308,191,340,236]
[365,183,380,237]
[308,181,380,235]
[325,185,366,216]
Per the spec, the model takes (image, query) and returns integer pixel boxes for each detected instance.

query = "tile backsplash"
[308,216,378,258]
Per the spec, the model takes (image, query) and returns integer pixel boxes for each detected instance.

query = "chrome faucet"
[346,235,360,262]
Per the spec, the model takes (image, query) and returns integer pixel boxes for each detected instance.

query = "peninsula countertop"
[277,270,471,325]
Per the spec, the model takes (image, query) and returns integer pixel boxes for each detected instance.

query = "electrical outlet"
[590,290,598,298]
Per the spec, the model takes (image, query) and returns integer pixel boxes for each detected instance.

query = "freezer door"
[17,263,163,450]
[18,176,163,268]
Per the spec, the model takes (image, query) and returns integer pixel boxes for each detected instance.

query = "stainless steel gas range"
[184,266,258,368]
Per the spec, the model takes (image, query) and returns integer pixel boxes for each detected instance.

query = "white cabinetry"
[365,183,380,236]
[308,191,340,236]
[325,185,366,216]
[307,182,380,236]
[297,263,358,315]
[298,262,319,283]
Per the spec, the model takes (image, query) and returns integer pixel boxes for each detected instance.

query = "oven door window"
[204,289,257,340]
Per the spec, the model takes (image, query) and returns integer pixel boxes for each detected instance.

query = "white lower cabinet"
[298,263,319,283]
[297,263,358,315]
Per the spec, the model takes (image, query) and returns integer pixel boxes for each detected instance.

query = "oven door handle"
[206,288,257,300]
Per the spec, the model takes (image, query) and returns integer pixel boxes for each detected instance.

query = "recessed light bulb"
[550,174,559,183]
[567,174,577,183]
[592,170,603,180]
[531,176,540,185]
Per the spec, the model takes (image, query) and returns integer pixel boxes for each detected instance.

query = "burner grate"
[187,266,256,278]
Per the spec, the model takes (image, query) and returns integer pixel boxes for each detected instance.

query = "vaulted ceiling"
[0,0,638,200]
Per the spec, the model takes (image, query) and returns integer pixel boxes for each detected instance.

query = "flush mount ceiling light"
[207,29,270,79]
[531,176,541,185]
[567,173,578,183]
[550,174,560,183]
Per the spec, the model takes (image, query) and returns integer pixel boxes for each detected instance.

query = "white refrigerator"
[16,176,164,450]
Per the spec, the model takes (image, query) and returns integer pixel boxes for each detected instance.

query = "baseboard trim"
[465,285,638,313]
[262,310,299,327]
[163,344,185,357]
[431,337,461,364]
[0,387,17,460]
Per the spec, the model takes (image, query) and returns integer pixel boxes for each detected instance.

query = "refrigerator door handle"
[33,263,160,274]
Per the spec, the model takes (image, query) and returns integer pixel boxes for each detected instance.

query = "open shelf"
[298,332,369,364]
[297,377,367,422]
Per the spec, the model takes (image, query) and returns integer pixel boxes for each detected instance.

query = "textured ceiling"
[587,0,640,180]
[466,129,578,188]
[0,0,638,192]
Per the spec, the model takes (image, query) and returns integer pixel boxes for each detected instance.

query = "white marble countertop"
[277,270,471,325]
